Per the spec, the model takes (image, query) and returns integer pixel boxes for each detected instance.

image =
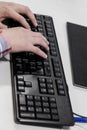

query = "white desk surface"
[0,0,87,130]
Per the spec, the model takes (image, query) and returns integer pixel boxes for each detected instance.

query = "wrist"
[0,29,12,52]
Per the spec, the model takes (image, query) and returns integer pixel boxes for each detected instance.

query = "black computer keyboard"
[3,14,74,128]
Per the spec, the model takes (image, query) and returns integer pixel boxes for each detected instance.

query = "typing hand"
[2,27,49,59]
[0,2,37,29]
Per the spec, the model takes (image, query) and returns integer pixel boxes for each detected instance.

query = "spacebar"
[36,113,51,120]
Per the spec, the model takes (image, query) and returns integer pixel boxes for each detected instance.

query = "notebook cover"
[67,22,87,88]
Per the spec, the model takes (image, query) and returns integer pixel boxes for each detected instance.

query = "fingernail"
[44,54,47,59]
[35,22,38,27]
[47,47,49,51]
[47,41,49,45]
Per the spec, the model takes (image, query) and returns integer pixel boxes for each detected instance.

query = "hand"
[0,2,37,29]
[2,27,49,59]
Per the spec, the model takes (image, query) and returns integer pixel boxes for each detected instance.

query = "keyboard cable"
[73,112,87,123]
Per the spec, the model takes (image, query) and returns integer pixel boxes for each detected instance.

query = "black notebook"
[67,22,87,88]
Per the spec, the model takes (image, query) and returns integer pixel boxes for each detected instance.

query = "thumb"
[0,22,7,29]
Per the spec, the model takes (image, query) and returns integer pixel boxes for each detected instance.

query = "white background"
[0,0,87,130]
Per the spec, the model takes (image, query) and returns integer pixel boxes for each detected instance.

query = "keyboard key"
[48,89,54,94]
[36,107,42,113]
[34,96,41,101]
[52,115,59,120]
[55,72,61,77]
[46,78,53,84]
[17,75,24,81]
[51,109,58,114]
[20,106,27,111]
[51,51,57,56]
[58,84,64,89]
[58,90,65,96]
[43,108,50,113]
[38,78,45,83]
[27,95,33,100]
[42,96,48,102]
[47,84,53,89]
[39,83,46,88]
[35,101,41,107]
[25,81,32,87]
[50,103,57,108]
[40,88,47,93]
[20,112,35,118]
[18,81,24,86]
[49,97,56,102]
[18,86,25,92]
[44,67,51,76]
[43,102,49,107]
[19,95,26,105]
[56,78,63,84]
[36,113,51,120]
[27,100,34,106]
[28,107,34,112]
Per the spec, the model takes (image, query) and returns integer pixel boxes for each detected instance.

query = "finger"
[30,46,47,59]
[0,18,5,22]
[0,22,7,29]
[6,8,30,29]
[24,7,37,26]
[33,37,49,51]
[32,32,49,45]
[13,4,37,26]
